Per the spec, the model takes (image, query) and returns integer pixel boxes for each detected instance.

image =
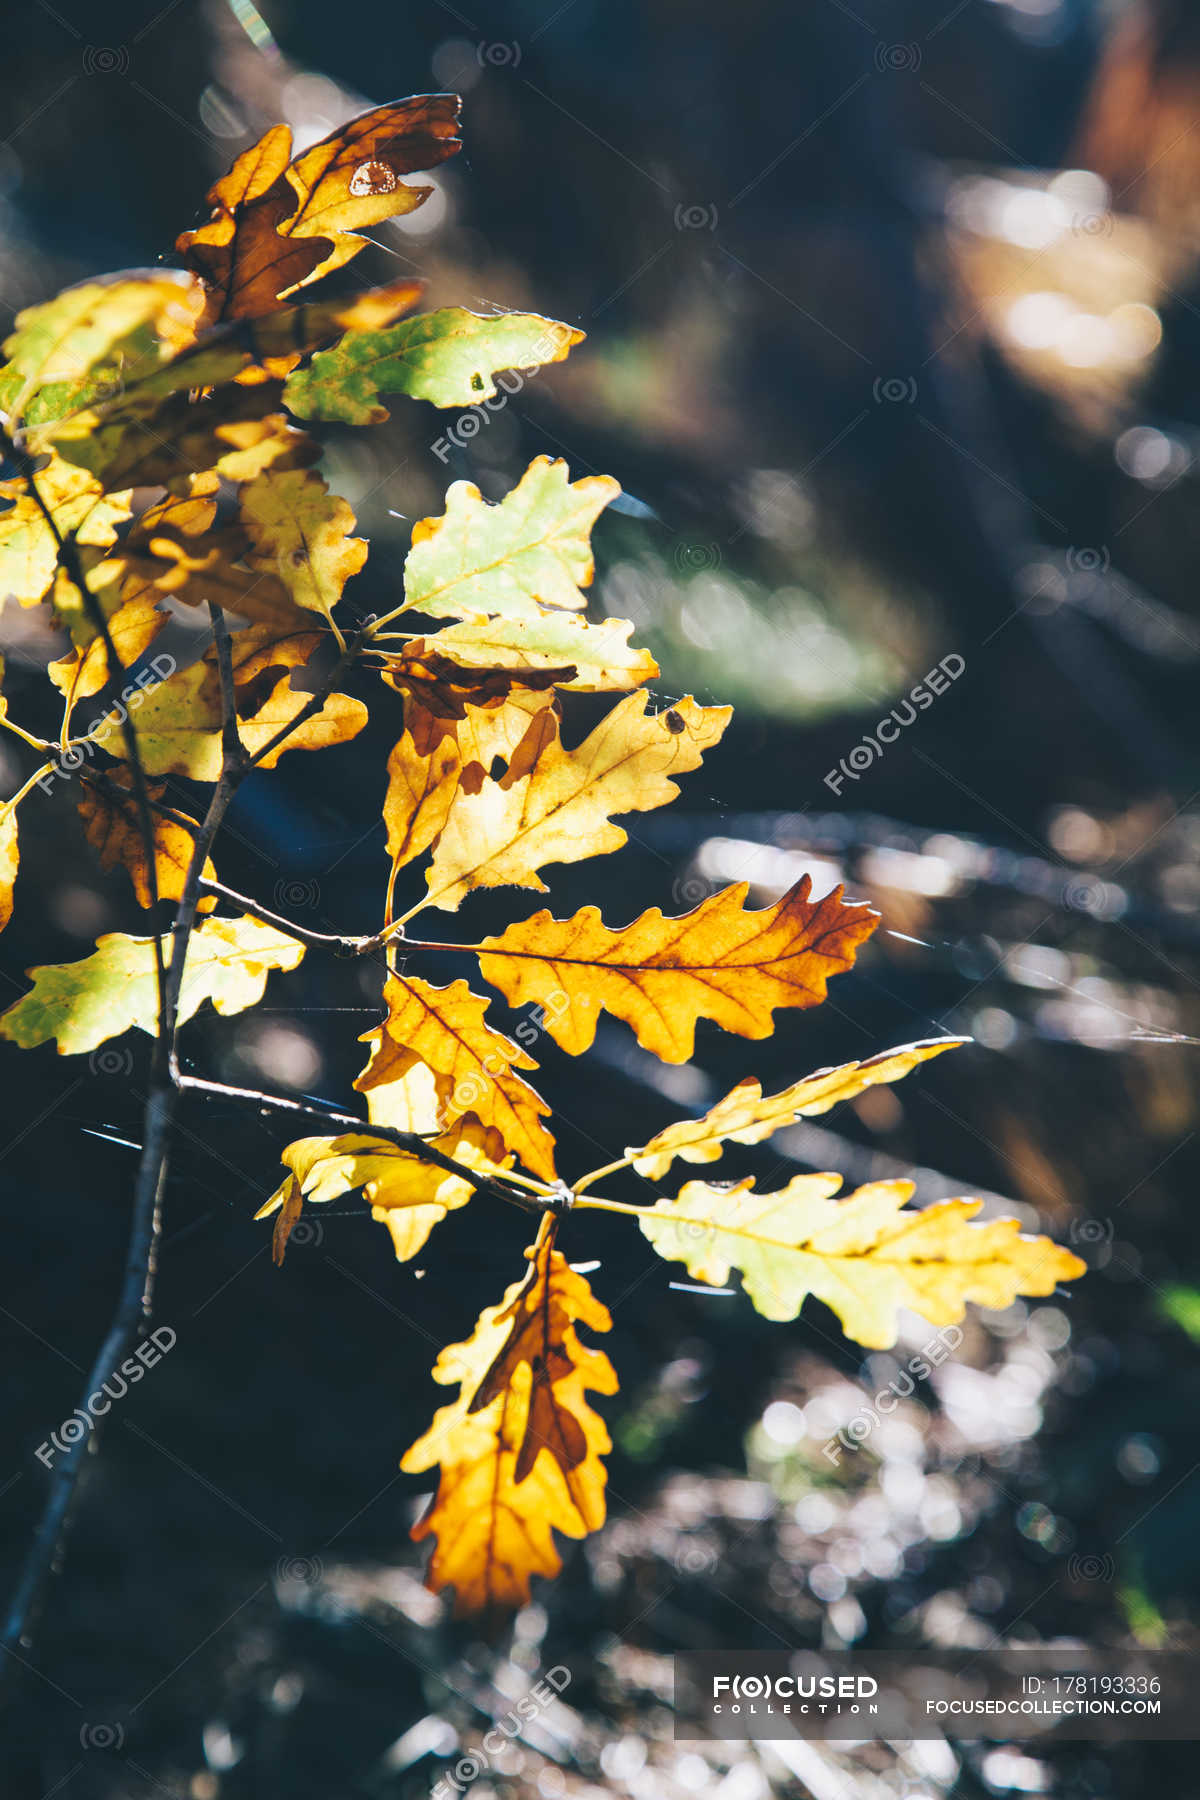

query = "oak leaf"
[0,272,203,426]
[240,467,367,625]
[424,691,729,912]
[639,1176,1087,1349]
[177,100,461,319]
[357,975,556,1180]
[77,772,216,911]
[284,308,583,423]
[0,914,305,1055]
[401,456,620,624]
[47,595,169,705]
[383,690,559,875]
[389,611,658,696]
[0,454,129,610]
[625,1038,966,1179]
[0,804,17,936]
[256,1117,511,1264]
[477,875,877,1063]
[401,1235,616,1613]
[89,638,367,780]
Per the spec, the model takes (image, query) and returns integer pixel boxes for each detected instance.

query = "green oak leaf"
[639,1175,1086,1349]
[401,455,619,624]
[282,308,583,424]
[0,914,305,1054]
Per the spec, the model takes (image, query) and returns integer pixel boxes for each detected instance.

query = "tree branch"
[0,425,180,1676]
[0,605,249,1669]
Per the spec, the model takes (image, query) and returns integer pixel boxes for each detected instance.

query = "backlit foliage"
[0,98,1085,1616]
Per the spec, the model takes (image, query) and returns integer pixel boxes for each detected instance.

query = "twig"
[174,1075,550,1213]
[191,879,490,965]
[196,876,373,956]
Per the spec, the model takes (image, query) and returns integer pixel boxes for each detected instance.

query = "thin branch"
[2,574,439,1661]
[197,876,371,955]
[210,604,244,772]
[174,1075,553,1213]
[191,881,483,964]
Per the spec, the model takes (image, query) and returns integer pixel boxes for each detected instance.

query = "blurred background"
[3,0,1200,1794]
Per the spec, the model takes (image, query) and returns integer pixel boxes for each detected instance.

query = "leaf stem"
[571,1195,650,1217]
[0,716,54,755]
[362,600,414,636]
[572,1157,634,1195]
[0,760,56,817]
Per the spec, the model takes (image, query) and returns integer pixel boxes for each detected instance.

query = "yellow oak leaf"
[77,772,216,911]
[89,643,366,780]
[0,454,130,610]
[477,875,878,1064]
[47,595,170,704]
[383,691,558,875]
[177,100,460,320]
[423,692,730,912]
[639,1176,1087,1349]
[357,1057,442,1133]
[240,468,367,626]
[402,1234,616,1614]
[391,612,658,695]
[624,1038,967,1179]
[401,456,620,624]
[254,1118,510,1264]
[0,803,17,936]
[357,975,556,1180]
[0,914,304,1055]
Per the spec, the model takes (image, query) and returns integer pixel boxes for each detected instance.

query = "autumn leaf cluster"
[0,98,1085,1616]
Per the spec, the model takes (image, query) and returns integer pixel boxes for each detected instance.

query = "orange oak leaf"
[477,875,879,1063]
[177,100,461,320]
[401,1231,616,1614]
[357,974,556,1180]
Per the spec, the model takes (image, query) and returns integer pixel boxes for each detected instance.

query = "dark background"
[3,0,1200,1794]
